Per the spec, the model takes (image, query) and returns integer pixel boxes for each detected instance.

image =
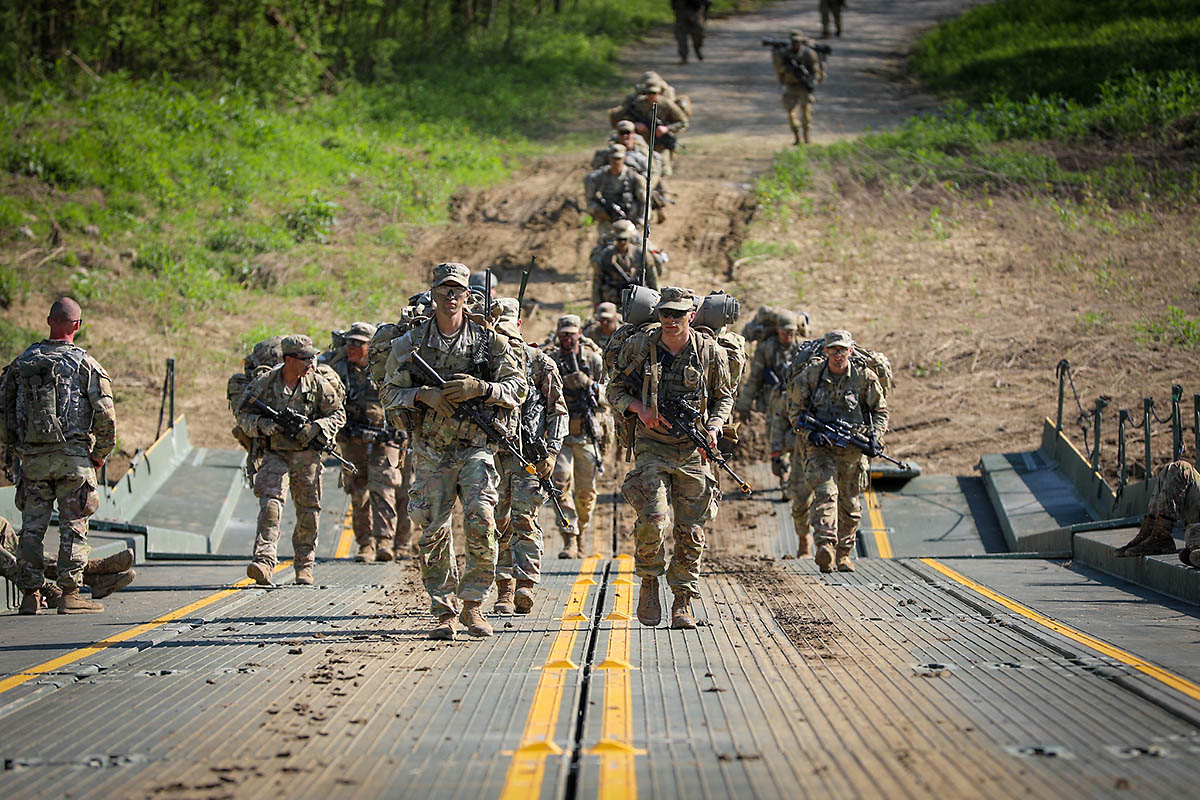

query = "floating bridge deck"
[3,420,1200,798]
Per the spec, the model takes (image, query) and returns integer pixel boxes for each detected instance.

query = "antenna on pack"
[484,267,493,321]
[640,102,658,286]
[517,257,533,321]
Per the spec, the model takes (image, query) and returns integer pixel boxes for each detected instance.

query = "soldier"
[773,31,826,145]
[236,335,346,586]
[0,297,116,615]
[585,144,647,242]
[614,82,689,175]
[491,298,568,615]
[738,311,802,491]
[228,336,283,484]
[609,287,734,629]
[820,0,845,39]
[333,322,403,563]
[547,315,607,558]
[381,262,526,640]
[588,219,667,287]
[583,302,623,355]
[781,330,887,573]
[1,514,135,611]
[672,0,711,64]
[1117,460,1196,559]
[593,224,659,307]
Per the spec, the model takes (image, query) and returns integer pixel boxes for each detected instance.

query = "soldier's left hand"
[295,422,322,445]
[564,372,591,390]
[443,374,489,402]
[703,426,720,459]
[535,455,556,478]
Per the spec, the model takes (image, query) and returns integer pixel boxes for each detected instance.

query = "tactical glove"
[808,430,832,449]
[535,455,556,478]
[258,419,279,437]
[564,372,591,391]
[417,386,457,418]
[295,422,322,445]
[443,374,489,402]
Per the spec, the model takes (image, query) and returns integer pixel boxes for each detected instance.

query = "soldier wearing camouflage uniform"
[583,303,623,356]
[0,298,116,615]
[738,311,802,494]
[614,82,689,175]
[593,224,659,307]
[491,299,568,615]
[333,322,403,563]
[228,336,283,484]
[236,335,346,587]
[609,287,735,629]
[774,31,826,145]
[585,144,647,241]
[1,515,136,610]
[820,0,845,38]
[547,315,608,558]
[594,122,671,223]
[672,0,710,63]
[1117,460,1198,560]
[381,262,527,640]
[781,330,887,573]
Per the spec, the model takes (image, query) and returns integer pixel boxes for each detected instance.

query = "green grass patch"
[1137,306,1200,348]
[0,316,39,364]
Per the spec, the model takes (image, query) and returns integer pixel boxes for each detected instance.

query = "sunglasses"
[435,287,467,301]
[659,309,688,319]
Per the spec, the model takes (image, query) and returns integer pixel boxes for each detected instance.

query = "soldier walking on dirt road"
[820,0,845,39]
[672,0,711,64]
[0,297,117,615]
[381,262,527,640]
[609,287,734,629]
[772,31,826,145]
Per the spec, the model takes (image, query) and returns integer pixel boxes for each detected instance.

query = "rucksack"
[741,306,780,343]
[10,344,88,446]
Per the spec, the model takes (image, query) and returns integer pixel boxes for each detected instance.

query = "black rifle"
[408,352,570,528]
[761,38,831,92]
[567,351,605,475]
[659,396,752,495]
[342,422,403,446]
[762,365,781,387]
[793,412,905,468]
[594,194,628,222]
[248,397,357,473]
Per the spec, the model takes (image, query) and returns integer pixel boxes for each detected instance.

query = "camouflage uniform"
[333,323,403,554]
[585,158,647,241]
[615,89,689,176]
[0,339,115,593]
[582,304,622,357]
[774,33,826,144]
[236,338,346,575]
[672,0,708,63]
[609,289,735,601]
[547,317,608,556]
[228,336,283,481]
[381,264,526,619]
[781,331,887,564]
[820,0,845,38]
[593,235,659,307]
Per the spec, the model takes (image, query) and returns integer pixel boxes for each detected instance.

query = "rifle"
[761,38,831,92]
[408,352,570,528]
[248,397,357,474]
[594,193,628,223]
[640,101,658,285]
[567,351,605,475]
[342,422,404,446]
[658,396,752,494]
[792,411,906,468]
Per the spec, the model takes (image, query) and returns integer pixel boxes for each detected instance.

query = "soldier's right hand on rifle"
[808,430,832,448]
[258,419,279,436]
[535,455,556,478]
[564,371,591,391]
[417,386,457,418]
[294,422,322,446]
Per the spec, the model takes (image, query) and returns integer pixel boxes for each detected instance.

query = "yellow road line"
[334,506,355,559]
[865,486,892,558]
[921,558,1200,702]
[0,560,293,696]
[500,555,600,800]
[589,553,642,800]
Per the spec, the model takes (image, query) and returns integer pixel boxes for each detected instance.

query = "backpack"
[741,306,780,343]
[784,338,894,398]
[10,344,89,447]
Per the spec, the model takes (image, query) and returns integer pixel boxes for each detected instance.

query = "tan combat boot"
[637,577,662,627]
[85,548,133,575]
[375,540,394,562]
[558,533,578,559]
[459,601,493,637]
[429,613,457,640]
[815,544,835,574]
[88,569,135,600]
[796,531,812,558]
[40,582,63,607]
[355,540,376,563]
[514,579,536,614]
[835,548,856,572]
[295,565,314,585]
[493,579,516,614]
[58,589,103,614]
[670,594,697,630]
[18,590,41,616]
[1116,514,1177,557]
[247,562,273,586]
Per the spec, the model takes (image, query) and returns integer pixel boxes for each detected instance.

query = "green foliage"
[0,317,39,364]
[1137,306,1200,348]
[0,265,29,308]
[283,191,339,244]
[734,240,799,260]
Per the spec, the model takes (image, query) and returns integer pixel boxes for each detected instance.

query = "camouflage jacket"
[547,340,606,422]
[610,328,734,447]
[332,359,387,434]
[737,336,799,413]
[0,339,116,462]
[781,358,888,444]
[585,166,647,222]
[237,365,346,453]
[773,43,826,90]
[381,316,526,449]
[620,95,689,134]
[582,321,619,356]
[520,342,568,459]
[593,243,659,306]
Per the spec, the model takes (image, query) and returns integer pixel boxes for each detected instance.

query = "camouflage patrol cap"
[607,143,627,160]
[641,81,664,95]
[596,302,619,320]
[656,286,697,313]
[281,334,320,360]
[612,219,637,239]
[823,329,854,349]
[496,297,520,321]
[344,321,376,343]
[790,30,805,44]
[432,261,470,289]
[557,314,582,334]
[775,310,799,331]
[615,120,636,133]
[640,70,664,84]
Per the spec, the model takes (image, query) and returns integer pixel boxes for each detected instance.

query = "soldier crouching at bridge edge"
[0,297,117,615]
[1118,460,1196,560]
[236,335,346,587]
[781,330,888,573]
[609,287,734,629]
[381,262,527,640]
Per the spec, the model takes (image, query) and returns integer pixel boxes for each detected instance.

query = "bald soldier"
[0,297,117,615]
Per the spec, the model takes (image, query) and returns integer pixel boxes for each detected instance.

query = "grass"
[1137,306,1200,348]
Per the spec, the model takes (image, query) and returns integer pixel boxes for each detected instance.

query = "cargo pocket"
[66,475,100,517]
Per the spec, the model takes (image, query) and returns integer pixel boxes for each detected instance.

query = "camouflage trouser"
[340,437,401,546]
[496,453,547,583]
[16,454,98,592]
[1148,460,1200,524]
[553,435,600,539]
[621,438,718,598]
[805,445,867,550]
[409,442,500,616]
[820,0,844,36]
[674,12,704,60]
[253,449,323,571]
[789,437,815,544]
[782,86,814,140]
[395,449,415,548]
